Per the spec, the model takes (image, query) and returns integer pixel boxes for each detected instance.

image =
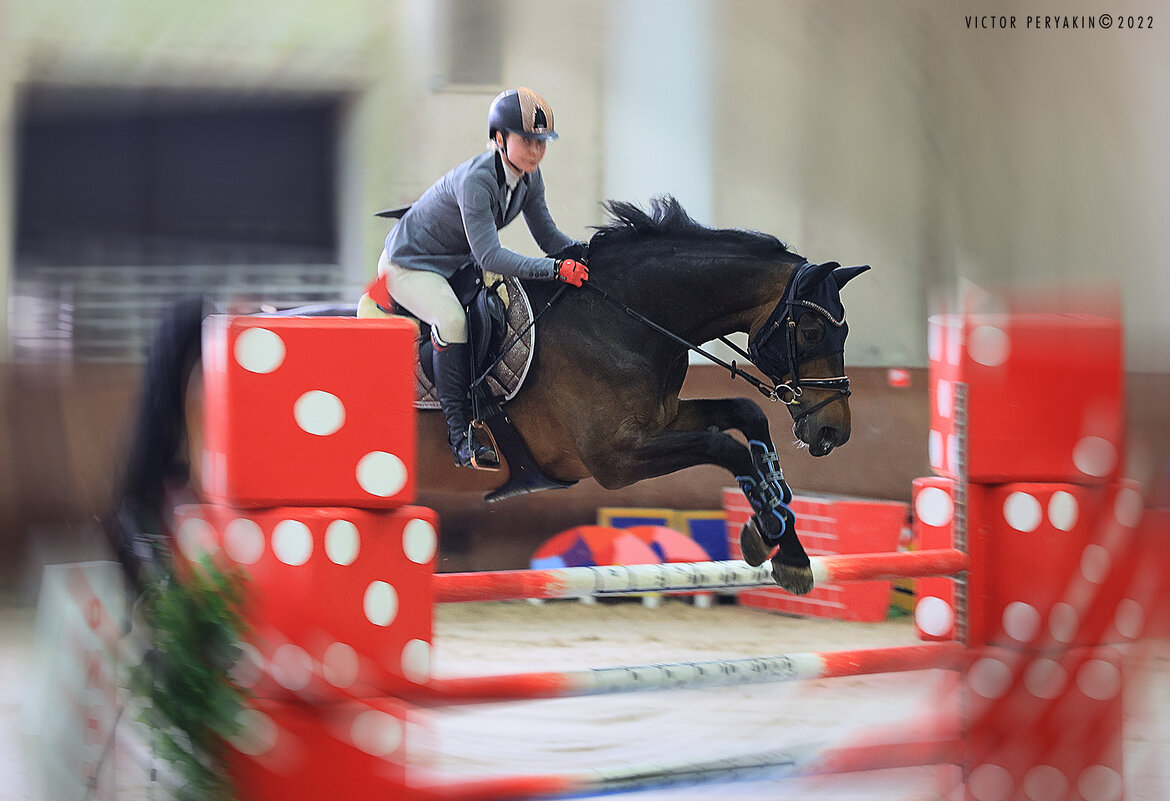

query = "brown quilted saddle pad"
[413,276,535,409]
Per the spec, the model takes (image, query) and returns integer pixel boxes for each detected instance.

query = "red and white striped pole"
[433,549,968,604]
[413,642,965,705]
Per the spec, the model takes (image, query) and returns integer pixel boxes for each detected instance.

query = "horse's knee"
[729,397,770,438]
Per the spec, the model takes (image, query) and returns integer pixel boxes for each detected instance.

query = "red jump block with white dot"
[227,696,413,801]
[911,476,959,642]
[927,314,1124,484]
[964,481,1147,650]
[174,503,438,700]
[202,315,418,508]
[959,644,1127,801]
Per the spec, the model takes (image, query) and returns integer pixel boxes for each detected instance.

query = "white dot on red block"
[1049,602,1079,643]
[915,596,954,637]
[1077,765,1122,801]
[946,434,960,474]
[946,322,962,365]
[915,487,954,528]
[271,644,314,691]
[968,325,1011,367]
[1047,491,1078,532]
[1073,436,1117,478]
[969,763,1014,801]
[1022,765,1068,801]
[325,519,360,566]
[230,642,265,689]
[364,581,398,627]
[1115,599,1144,640]
[928,430,944,469]
[323,642,359,688]
[1024,658,1067,700]
[403,519,438,564]
[234,328,286,374]
[272,520,313,566]
[224,518,265,565]
[1003,602,1041,643]
[1003,492,1042,532]
[969,657,1012,699]
[936,379,953,419]
[1077,658,1121,700]
[1080,545,1110,584]
[231,708,279,756]
[177,517,216,561]
[351,709,403,757]
[1113,487,1144,529]
[356,451,408,497]
[928,321,942,362]
[294,390,345,437]
[401,639,431,683]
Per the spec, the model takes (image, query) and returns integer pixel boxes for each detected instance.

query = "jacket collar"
[493,150,530,191]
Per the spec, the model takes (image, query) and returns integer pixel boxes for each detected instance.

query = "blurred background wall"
[2,0,1167,588]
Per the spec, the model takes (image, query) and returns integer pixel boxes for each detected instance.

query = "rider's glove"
[555,259,589,287]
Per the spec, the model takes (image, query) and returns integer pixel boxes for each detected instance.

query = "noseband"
[748,262,852,425]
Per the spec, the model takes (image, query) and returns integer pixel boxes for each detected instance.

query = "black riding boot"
[433,341,499,469]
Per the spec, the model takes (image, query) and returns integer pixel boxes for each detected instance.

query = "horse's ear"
[833,264,871,289]
[801,261,841,288]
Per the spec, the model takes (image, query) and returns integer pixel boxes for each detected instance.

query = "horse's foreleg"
[664,400,810,594]
[665,399,790,532]
[584,399,811,595]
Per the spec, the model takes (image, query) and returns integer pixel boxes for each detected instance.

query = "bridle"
[746,261,852,425]
[576,260,854,426]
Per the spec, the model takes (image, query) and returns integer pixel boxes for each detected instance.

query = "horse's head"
[749,261,870,456]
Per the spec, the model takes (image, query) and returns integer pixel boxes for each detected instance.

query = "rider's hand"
[555,258,589,287]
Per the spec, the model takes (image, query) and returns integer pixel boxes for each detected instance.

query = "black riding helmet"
[488,87,558,141]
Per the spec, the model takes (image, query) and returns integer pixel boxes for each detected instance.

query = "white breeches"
[361,249,468,345]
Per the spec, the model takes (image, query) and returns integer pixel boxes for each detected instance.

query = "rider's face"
[498,131,547,174]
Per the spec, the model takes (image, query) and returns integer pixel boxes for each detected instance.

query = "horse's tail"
[103,295,207,590]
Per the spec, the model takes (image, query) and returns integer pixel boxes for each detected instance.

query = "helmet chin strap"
[495,133,523,174]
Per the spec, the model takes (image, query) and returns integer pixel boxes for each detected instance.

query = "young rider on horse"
[359,87,590,469]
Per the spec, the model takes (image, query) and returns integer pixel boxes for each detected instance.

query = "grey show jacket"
[384,149,574,280]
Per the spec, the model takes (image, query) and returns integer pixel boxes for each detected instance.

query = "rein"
[580,282,784,402]
[582,264,852,424]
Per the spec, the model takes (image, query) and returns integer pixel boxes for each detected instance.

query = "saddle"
[411,265,535,410]
[394,262,577,502]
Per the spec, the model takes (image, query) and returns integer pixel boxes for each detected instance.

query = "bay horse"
[106,196,869,597]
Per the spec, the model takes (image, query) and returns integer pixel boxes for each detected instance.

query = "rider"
[359,87,590,469]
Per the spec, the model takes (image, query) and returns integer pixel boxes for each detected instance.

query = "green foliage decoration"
[129,556,251,801]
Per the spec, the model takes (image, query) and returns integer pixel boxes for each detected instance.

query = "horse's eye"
[798,315,826,346]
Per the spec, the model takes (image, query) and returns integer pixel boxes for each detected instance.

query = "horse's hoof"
[739,519,775,567]
[771,557,814,596]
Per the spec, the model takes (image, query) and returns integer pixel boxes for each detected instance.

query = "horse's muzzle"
[797,420,849,457]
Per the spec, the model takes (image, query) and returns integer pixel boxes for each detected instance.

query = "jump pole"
[433,549,968,603]
[412,641,965,705]
[411,737,964,801]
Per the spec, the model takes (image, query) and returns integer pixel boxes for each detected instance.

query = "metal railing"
[9,263,355,363]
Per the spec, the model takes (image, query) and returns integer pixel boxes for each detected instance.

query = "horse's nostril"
[817,426,842,450]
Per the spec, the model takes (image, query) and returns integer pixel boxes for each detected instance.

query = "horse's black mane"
[590,195,792,256]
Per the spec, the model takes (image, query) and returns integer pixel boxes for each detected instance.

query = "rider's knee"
[434,308,469,344]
